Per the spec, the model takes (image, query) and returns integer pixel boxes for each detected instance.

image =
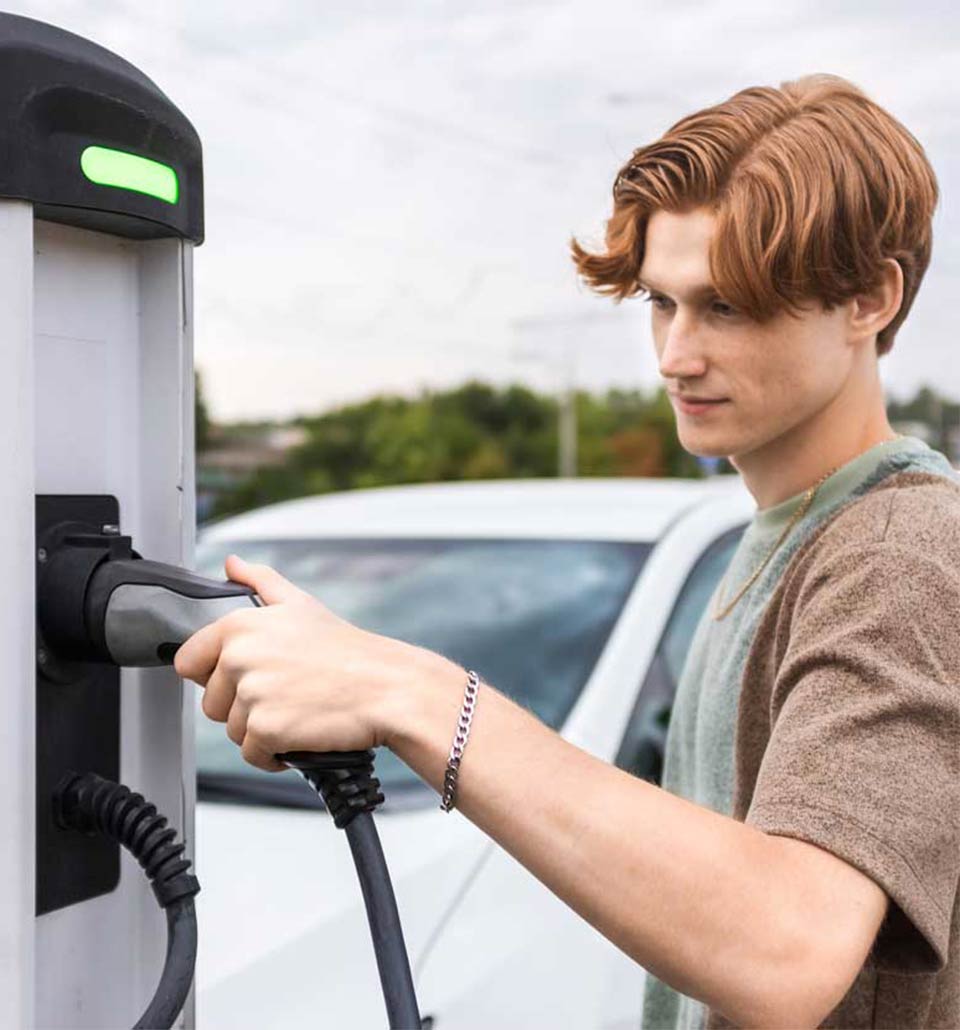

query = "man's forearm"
[386,654,826,1026]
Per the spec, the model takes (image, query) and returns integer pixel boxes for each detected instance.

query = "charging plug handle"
[37,519,260,667]
[88,557,260,666]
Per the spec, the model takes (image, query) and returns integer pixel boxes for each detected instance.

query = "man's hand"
[173,554,458,771]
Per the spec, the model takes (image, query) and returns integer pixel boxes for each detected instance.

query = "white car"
[193,476,754,1029]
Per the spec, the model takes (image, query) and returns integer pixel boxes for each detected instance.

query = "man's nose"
[657,312,708,380]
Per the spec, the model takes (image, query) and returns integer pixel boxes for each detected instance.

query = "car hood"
[195,798,492,1027]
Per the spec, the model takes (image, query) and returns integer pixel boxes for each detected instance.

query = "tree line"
[201,380,709,520]
[198,376,958,521]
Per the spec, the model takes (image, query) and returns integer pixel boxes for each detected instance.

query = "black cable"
[135,901,198,1030]
[53,772,201,1030]
[53,759,418,1028]
[345,812,422,1029]
[278,750,422,1030]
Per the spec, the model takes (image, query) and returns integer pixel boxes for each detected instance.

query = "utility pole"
[511,311,617,478]
[558,336,577,477]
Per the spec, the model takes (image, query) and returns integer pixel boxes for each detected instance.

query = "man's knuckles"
[244,707,288,750]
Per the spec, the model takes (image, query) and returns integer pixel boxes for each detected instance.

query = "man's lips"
[670,392,726,403]
[671,393,729,414]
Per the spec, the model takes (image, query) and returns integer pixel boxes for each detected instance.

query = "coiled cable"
[54,772,200,1030]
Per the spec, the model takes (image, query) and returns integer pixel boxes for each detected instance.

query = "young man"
[175,75,959,1027]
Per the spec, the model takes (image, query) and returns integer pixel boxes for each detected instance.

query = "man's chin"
[676,428,733,461]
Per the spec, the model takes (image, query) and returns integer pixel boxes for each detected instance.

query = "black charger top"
[0,13,203,243]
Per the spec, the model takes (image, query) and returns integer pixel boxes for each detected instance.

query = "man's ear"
[847,258,903,344]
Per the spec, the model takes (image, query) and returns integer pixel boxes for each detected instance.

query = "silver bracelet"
[440,669,481,813]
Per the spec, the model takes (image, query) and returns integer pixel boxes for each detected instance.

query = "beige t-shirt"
[711,469,960,1028]
[643,440,960,1028]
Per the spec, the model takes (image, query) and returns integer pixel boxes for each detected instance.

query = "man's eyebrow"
[637,277,718,298]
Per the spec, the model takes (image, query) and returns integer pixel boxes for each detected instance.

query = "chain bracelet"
[440,669,481,813]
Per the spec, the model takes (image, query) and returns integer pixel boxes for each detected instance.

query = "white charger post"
[0,13,203,1027]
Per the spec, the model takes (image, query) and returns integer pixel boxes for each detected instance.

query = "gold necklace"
[710,434,904,621]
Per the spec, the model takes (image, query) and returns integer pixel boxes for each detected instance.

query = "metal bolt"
[37,548,48,563]
[101,524,120,536]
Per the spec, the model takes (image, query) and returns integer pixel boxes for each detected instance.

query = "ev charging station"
[0,15,421,1030]
[0,13,204,1027]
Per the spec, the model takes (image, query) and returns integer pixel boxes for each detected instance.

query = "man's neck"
[729,408,898,510]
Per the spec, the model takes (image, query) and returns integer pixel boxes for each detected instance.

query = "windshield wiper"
[198,771,326,810]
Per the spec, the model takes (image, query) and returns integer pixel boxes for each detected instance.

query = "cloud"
[15,0,960,419]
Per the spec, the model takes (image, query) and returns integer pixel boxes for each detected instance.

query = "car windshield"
[193,536,650,806]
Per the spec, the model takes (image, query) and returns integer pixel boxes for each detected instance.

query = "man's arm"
[388,655,888,1029]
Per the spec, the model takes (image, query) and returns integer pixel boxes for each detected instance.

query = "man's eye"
[642,293,737,317]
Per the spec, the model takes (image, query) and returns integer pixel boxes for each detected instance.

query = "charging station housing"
[0,14,203,1027]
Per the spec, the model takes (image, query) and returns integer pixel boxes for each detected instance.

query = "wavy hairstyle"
[570,74,938,354]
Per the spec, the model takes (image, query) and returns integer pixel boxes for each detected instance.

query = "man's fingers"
[201,662,238,723]
[241,733,285,772]
[173,618,225,686]
[225,693,249,745]
[224,554,311,606]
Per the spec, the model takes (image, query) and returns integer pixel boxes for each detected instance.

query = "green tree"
[887,385,959,459]
[209,380,709,519]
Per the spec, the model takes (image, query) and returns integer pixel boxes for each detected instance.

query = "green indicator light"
[80,146,179,205]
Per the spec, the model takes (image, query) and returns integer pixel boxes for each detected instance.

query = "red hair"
[571,74,938,354]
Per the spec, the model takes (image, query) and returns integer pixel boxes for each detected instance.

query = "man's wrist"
[381,644,467,773]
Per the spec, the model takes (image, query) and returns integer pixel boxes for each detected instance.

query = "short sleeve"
[745,540,960,973]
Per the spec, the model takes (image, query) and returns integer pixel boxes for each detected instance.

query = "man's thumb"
[224,554,308,605]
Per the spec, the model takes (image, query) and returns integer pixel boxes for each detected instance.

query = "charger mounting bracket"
[35,494,122,915]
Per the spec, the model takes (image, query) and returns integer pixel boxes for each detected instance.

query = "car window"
[615,525,745,785]
[194,536,651,805]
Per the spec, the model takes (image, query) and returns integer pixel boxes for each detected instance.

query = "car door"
[615,524,746,787]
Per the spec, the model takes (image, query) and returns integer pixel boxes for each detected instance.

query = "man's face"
[639,206,855,461]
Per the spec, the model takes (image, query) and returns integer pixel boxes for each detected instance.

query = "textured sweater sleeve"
[745,537,960,973]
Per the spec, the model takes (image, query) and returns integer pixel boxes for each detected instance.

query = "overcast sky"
[11,0,960,421]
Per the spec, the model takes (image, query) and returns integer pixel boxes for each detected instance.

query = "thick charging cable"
[278,750,422,1030]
